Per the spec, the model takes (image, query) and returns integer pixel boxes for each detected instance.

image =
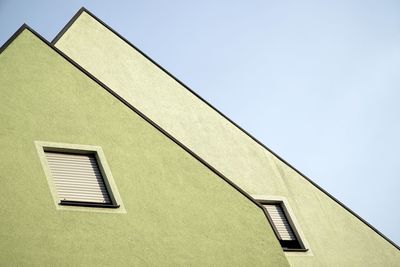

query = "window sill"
[283,248,309,252]
[59,200,120,209]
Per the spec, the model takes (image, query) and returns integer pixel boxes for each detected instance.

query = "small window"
[259,201,307,251]
[44,151,119,208]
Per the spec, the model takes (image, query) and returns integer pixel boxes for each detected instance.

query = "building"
[0,7,399,266]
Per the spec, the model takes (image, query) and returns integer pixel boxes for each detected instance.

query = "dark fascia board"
[0,24,28,54]
[0,24,277,237]
[52,7,86,44]
[49,7,400,250]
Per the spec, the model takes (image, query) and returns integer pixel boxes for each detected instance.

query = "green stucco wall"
[54,11,400,266]
[0,29,289,266]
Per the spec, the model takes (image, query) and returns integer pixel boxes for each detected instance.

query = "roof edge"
[0,24,29,54]
[0,23,278,238]
[50,7,400,250]
[51,7,86,44]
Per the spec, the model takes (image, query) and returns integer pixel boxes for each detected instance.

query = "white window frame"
[35,141,126,213]
[253,195,311,255]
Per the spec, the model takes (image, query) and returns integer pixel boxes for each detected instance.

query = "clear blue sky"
[1,0,399,245]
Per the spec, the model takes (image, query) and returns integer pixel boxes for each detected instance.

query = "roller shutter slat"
[54,182,107,188]
[264,204,296,241]
[45,152,111,204]
[53,175,104,183]
[49,168,101,173]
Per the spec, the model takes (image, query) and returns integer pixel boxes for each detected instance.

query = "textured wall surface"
[0,30,289,266]
[55,11,400,266]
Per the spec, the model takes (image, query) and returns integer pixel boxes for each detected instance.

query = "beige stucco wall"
[55,11,400,266]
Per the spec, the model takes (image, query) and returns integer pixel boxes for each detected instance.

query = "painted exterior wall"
[54,11,400,266]
[0,29,289,266]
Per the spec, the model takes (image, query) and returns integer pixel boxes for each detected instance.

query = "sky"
[1,0,399,245]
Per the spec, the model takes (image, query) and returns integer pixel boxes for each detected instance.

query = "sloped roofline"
[49,7,399,250]
[0,24,282,238]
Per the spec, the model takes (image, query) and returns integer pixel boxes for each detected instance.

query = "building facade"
[0,8,399,266]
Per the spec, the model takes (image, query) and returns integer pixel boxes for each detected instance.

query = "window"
[36,141,125,212]
[258,200,307,251]
[45,151,119,208]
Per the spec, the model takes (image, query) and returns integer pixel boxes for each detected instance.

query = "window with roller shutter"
[44,151,119,208]
[257,200,306,251]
